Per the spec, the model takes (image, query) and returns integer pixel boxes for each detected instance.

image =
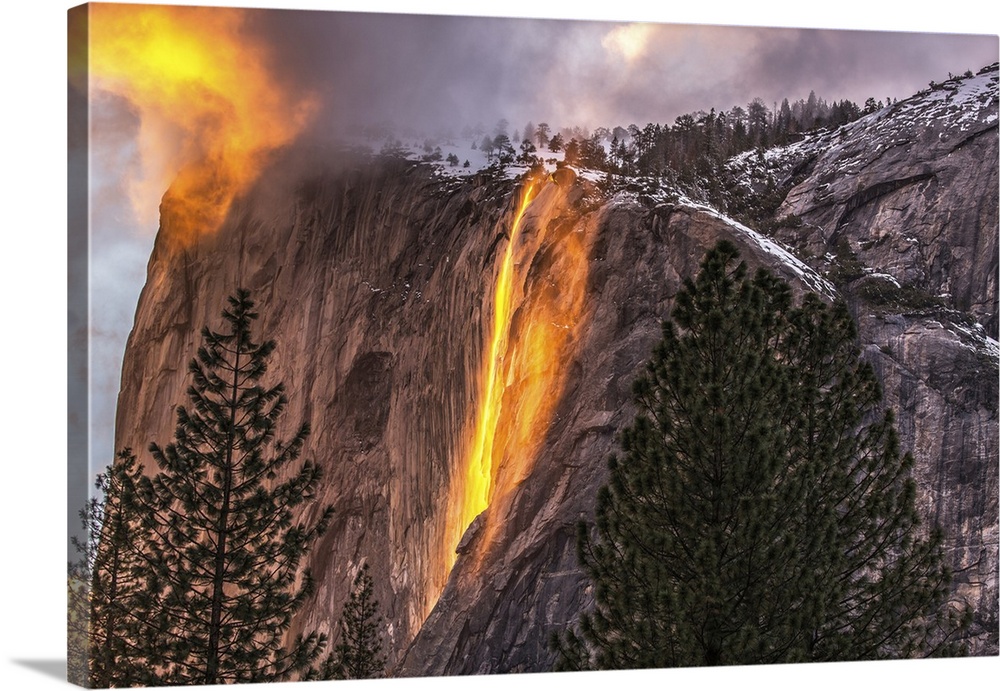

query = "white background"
[2,1,997,689]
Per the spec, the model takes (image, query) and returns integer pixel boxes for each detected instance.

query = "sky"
[84,3,999,139]
[3,1,999,689]
[244,9,998,133]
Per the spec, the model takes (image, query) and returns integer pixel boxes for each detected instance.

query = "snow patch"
[677,196,838,299]
[948,320,1000,360]
[864,272,902,288]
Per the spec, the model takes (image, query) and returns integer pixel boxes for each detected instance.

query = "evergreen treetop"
[322,562,388,680]
[68,290,395,687]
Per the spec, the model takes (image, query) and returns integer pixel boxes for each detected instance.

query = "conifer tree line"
[69,290,387,687]
[550,92,870,178]
[553,241,971,670]
[446,90,873,179]
[374,89,876,188]
[419,93,880,219]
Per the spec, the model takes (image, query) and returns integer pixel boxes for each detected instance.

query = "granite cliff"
[114,67,999,673]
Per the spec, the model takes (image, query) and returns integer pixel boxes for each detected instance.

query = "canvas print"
[67,2,999,687]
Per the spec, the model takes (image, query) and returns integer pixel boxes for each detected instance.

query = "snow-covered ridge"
[948,320,1000,361]
[874,64,999,132]
[676,195,838,300]
[727,63,999,189]
[823,64,997,170]
[334,64,998,211]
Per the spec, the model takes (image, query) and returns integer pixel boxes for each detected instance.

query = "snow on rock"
[775,63,999,337]
[677,195,838,299]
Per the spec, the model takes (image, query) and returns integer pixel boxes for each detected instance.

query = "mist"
[245,9,997,135]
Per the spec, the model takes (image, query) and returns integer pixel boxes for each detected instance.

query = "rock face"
[772,65,1000,647]
[860,313,998,646]
[776,65,999,336]
[117,156,517,663]
[114,69,998,675]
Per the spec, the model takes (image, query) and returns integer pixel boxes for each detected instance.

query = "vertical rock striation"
[116,154,520,665]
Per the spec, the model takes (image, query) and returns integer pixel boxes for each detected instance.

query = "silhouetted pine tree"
[69,450,153,687]
[554,241,968,669]
[322,563,387,679]
[138,289,334,685]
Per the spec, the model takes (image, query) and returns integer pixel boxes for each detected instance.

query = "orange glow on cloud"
[87,3,316,245]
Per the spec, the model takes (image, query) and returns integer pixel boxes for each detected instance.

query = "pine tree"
[137,289,334,685]
[69,495,97,686]
[323,563,387,680]
[69,450,154,687]
[554,241,968,669]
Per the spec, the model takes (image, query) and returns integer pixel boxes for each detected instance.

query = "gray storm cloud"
[244,10,997,134]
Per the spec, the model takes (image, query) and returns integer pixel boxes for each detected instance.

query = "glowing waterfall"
[430,176,593,617]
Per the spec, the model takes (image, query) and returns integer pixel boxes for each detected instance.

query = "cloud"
[227,9,997,134]
[602,23,656,64]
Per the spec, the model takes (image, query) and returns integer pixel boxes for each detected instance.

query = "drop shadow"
[11,659,66,682]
